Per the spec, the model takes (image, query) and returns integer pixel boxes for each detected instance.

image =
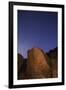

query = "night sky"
[18,10,58,58]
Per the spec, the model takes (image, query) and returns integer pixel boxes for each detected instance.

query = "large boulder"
[47,47,58,78]
[51,59,58,78]
[26,48,51,79]
[17,53,24,73]
[17,53,26,79]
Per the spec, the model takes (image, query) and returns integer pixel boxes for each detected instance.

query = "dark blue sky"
[18,10,58,58]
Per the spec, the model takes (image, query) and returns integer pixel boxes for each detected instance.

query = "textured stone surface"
[17,54,25,79]
[47,47,58,78]
[18,53,24,73]
[26,48,51,79]
[17,47,58,79]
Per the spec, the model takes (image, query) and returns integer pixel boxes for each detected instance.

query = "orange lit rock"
[27,48,51,79]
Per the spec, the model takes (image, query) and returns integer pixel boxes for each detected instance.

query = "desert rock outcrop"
[17,47,58,79]
[18,54,27,79]
[47,47,58,77]
[26,48,51,79]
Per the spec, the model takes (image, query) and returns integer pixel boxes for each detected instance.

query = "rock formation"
[26,48,51,79]
[17,53,27,79]
[18,53,24,73]
[17,47,58,80]
[47,47,58,77]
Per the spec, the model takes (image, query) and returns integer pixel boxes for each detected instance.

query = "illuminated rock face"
[18,47,58,79]
[27,48,51,79]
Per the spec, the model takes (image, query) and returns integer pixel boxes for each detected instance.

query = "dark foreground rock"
[47,47,58,77]
[17,54,27,79]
